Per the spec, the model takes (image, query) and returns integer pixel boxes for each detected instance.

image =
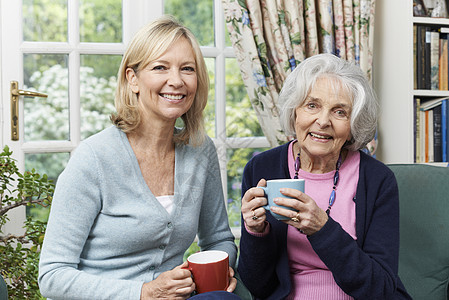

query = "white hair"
[279,53,378,151]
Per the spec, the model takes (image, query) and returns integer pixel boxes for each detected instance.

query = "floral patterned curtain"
[222,0,376,152]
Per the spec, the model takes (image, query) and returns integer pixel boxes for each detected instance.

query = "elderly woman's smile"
[309,132,332,140]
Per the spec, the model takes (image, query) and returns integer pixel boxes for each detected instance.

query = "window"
[165,0,270,235]
[22,0,123,222]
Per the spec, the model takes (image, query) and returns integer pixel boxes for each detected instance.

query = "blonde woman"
[39,16,238,300]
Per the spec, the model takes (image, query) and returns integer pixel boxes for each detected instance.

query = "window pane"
[25,152,69,222]
[80,55,120,139]
[227,148,269,228]
[23,0,68,42]
[225,58,264,137]
[204,58,216,137]
[79,0,122,43]
[23,54,69,141]
[164,0,214,47]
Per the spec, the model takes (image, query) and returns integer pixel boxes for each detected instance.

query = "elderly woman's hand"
[241,179,268,233]
[140,261,194,300]
[270,187,328,236]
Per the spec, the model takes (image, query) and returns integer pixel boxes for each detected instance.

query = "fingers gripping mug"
[183,250,229,294]
[259,179,305,220]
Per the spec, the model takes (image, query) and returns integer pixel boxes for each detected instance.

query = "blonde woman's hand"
[140,261,194,300]
[226,267,237,293]
[241,179,268,233]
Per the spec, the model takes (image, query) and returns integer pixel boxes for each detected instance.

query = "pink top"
[286,141,360,300]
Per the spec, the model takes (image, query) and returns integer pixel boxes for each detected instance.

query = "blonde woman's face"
[294,77,352,162]
[126,37,197,126]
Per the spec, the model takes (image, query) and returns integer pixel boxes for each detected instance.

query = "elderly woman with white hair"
[238,54,411,299]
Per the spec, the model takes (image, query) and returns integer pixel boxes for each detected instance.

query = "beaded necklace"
[293,150,342,216]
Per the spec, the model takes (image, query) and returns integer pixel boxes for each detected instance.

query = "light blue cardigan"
[38,126,237,299]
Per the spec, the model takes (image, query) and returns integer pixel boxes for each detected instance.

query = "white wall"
[373,0,414,164]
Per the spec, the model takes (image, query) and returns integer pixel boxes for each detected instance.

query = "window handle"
[10,80,48,141]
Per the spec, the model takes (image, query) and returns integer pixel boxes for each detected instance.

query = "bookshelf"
[373,0,449,166]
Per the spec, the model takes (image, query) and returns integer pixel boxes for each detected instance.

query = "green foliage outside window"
[165,0,214,46]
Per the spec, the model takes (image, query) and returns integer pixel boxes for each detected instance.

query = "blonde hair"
[110,15,209,146]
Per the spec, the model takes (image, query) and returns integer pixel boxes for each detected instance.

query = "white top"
[156,195,175,214]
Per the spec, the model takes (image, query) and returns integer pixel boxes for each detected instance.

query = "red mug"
[183,250,229,294]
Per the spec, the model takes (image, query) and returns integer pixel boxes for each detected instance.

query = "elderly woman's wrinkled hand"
[241,179,268,233]
[270,187,328,236]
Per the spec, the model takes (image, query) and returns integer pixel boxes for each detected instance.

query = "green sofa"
[388,163,449,300]
[0,275,7,300]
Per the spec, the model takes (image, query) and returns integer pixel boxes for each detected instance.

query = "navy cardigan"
[238,142,411,300]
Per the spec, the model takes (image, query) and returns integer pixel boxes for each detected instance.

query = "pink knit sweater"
[285,142,359,300]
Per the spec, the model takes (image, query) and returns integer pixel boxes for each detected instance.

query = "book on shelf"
[416,25,427,89]
[420,108,426,162]
[425,110,430,162]
[414,26,449,91]
[428,109,434,162]
[413,97,421,163]
[415,97,449,163]
[425,27,431,89]
[414,98,421,162]
[440,28,449,90]
[442,99,448,162]
[420,96,449,110]
[438,30,448,90]
[431,29,440,89]
[414,26,418,90]
[433,104,443,162]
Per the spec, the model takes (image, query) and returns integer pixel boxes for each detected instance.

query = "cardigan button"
[167,222,173,229]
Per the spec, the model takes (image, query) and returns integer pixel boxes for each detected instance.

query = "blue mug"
[260,179,305,220]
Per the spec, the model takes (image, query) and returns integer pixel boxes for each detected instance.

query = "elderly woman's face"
[294,77,352,160]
